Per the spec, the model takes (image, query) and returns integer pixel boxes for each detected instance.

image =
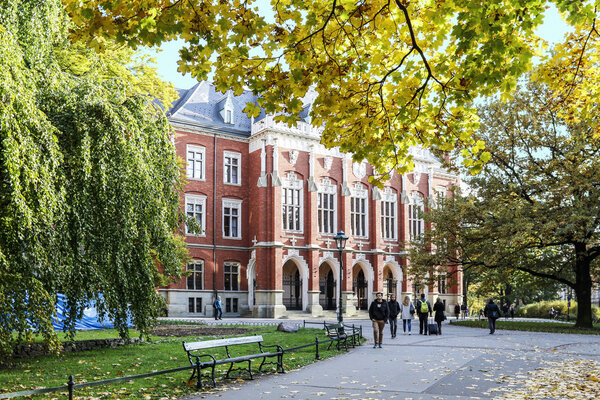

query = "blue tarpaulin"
[52,294,133,331]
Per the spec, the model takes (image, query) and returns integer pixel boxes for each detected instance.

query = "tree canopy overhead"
[63,0,598,180]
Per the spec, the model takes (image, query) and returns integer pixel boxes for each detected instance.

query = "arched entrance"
[383,266,397,300]
[353,267,368,310]
[283,260,302,310]
[319,263,336,310]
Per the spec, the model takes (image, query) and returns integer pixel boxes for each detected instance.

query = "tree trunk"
[574,244,593,329]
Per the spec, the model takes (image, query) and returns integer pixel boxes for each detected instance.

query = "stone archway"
[352,261,374,310]
[281,254,309,311]
[318,262,336,310]
[382,258,404,300]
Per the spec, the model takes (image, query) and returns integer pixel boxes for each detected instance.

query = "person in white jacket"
[399,295,415,335]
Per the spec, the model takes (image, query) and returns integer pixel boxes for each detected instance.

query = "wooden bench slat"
[184,335,263,351]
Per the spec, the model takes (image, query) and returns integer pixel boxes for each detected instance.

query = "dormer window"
[218,92,235,125]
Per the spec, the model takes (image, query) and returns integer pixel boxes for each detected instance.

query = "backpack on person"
[420,299,429,313]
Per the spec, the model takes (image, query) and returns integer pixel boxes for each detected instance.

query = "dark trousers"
[436,321,442,334]
[214,307,222,320]
[419,314,428,334]
[389,317,398,337]
[488,317,496,333]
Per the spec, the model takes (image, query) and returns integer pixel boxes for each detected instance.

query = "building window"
[185,194,207,236]
[186,145,205,180]
[318,178,337,235]
[224,151,241,185]
[225,109,233,124]
[188,297,202,313]
[224,262,239,291]
[225,298,238,313]
[351,182,368,238]
[223,199,242,239]
[186,261,204,290]
[380,188,397,240]
[438,274,447,294]
[409,192,424,239]
[282,172,303,232]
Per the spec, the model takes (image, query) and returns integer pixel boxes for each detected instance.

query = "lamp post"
[334,230,348,324]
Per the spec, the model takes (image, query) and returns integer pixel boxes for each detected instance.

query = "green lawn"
[1,325,357,399]
[451,319,600,334]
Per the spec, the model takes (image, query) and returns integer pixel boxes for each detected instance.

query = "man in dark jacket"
[484,298,501,334]
[387,294,400,338]
[369,292,389,348]
[417,293,432,335]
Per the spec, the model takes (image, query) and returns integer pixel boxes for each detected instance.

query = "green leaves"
[0,0,187,358]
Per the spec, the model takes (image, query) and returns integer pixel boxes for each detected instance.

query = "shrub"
[515,300,600,320]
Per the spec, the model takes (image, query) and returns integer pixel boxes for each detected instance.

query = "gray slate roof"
[168,82,259,136]
[168,81,318,136]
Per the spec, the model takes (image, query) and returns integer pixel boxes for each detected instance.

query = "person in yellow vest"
[417,293,432,335]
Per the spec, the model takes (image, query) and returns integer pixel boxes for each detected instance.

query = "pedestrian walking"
[369,292,389,348]
[454,303,460,320]
[399,295,415,335]
[484,298,501,334]
[417,293,432,335]
[213,295,223,320]
[433,297,446,335]
[387,294,400,338]
[509,304,515,319]
[502,303,509,320]
[461,303,467,319]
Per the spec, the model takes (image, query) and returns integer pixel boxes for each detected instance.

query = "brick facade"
[159,82,463,318]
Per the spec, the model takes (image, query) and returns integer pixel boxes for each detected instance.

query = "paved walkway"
[176,317,600,400]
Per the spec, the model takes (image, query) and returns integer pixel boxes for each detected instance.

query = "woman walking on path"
[433,297,446,335]
[399,295,415,335]
[387,294,400,338]
[369,292,389,348]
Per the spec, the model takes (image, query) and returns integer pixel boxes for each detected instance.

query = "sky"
[145,4,573,90]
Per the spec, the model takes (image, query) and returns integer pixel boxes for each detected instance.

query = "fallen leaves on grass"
[492,359,600,400]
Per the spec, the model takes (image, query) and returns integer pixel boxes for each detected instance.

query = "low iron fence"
[1,324,363,399]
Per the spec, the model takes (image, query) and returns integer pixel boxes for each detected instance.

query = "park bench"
[324,323,348,350]
[182,335,284,389]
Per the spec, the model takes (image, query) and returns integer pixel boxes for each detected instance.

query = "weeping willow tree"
[0,0,187,358]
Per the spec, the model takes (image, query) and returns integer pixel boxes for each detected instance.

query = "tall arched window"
[351,182,368,238]
[318,178,337,234]
[409,192,424,239]
[380,187,397,240]
[282,172,303,232]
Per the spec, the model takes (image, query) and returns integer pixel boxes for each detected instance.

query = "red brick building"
[159,82,462,318]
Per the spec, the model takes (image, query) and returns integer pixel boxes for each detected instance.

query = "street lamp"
[334,230,348,324]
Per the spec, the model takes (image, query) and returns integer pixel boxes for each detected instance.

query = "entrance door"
[383,269,397,300]
[283,264,302,310]
[353,270,368,310]
[319,269,336,310]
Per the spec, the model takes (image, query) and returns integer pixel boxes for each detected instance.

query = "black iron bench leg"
[247,360,253,379]
[209,364,217,387]
[225,362,234,379]
[259,356,266,372]
[194,361,203,390]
